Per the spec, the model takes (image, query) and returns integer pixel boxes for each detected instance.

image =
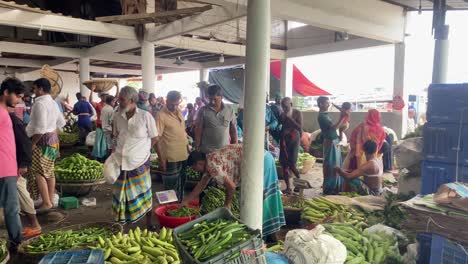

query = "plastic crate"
[423,122,468,165]
[173,207,266,264]
[421,161,468,194]
[427,83,468,124]
[418,233,432,264]
[59,197,79,210]
[430,234,468,264]
[39,250,104,264]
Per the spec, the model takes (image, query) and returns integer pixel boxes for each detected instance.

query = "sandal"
[22,227,42,238]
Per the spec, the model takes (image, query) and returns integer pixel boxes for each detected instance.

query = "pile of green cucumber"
[301,197,365,224]
[93,227,180,264]
[26,227,114,253]
[177,219,253,261]
[201,187,240,217]
[324,223,401,264]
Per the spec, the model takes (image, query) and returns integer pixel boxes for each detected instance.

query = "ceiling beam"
[0,41,82,58]
[87,1,247,57]
[145,4,246,42]
[0,58,44,68]
[286,38,389,58]
[93,53,203,69]
[157,36,286,60]
[271,0,405,43]
[0,7,136,40]
[201,57,245,69]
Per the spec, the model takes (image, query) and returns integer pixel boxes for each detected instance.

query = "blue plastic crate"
[427,83,468,124]
[430,234,468,264]
[418,233,432,264]
[39,250,104,264]
[423,123,468,165]
[421,161,468,195]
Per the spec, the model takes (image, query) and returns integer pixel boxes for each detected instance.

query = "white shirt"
[113,107,158,171]
[26,94,65,137]
[101,104,114,133]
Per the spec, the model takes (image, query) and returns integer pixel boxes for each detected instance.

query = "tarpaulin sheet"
[270,60,330,96]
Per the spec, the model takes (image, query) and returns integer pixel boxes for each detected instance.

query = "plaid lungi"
[26,133,60,200]
[112,159,153,224]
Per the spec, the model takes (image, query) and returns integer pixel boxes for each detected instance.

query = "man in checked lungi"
[112,86,159,230]
[155,91,189,200]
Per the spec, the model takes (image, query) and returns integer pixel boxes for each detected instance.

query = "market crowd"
[0,76,392,252]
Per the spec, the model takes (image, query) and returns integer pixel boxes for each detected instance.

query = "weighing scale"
[293,178,312,198]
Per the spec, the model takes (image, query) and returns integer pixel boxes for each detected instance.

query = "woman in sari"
[317,97,348,194]
[345,109,386,171]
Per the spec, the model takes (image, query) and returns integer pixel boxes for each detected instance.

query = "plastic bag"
[81,197,97,207]
[86,131,96,146]
[103,154,120,184]
[282,225,347,264]
[393,137,423,168]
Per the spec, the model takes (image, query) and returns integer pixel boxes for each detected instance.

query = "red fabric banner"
[270,60,330,96]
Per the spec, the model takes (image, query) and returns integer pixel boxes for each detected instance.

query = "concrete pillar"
[280,58,293,98]
[79,57,90,96]
[240,0,270,231]
[199,68,209,83]
[141,41,156,93]
[432,25,449,84]
[393,42,407,138]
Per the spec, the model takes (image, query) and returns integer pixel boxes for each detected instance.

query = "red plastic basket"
[154,204,199,228]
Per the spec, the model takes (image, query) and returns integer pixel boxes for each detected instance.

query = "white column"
[393,42,407,138]
[280,58,293,98]
[240,0,270,231]
[199,68,209,83]
[79,57,90,96]
[141,41,156,93]
[432,25,449,84]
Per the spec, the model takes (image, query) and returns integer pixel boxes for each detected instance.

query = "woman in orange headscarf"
[345,109,386,171]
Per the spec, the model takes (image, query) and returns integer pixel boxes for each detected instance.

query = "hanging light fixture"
[38,25,43,37]
[174,56,184,66]
[418,0,422,14]
[219,53,225,63]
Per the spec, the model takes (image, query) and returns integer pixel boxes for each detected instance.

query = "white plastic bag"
[282,225,347,264]
[393,137,423,168]
[86,131,96,146]
[103,154,120,184]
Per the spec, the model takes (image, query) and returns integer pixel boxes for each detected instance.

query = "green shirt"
[318,112,338,140]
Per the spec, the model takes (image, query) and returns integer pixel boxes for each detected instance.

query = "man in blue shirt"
[73,93,93,146]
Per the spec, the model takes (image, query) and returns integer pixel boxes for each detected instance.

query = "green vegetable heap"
[282,197,305,209]
[26,227,114,253]
[0,240,6,263]
[324,223,402,264]
[55,153,103,182]
[167,207,200,217]
[94,227,180,264]
[297,153,316,168]
[59,131,79,145]
[201,187,240,217]
[266,241,284,253]
[186,167,200,181]
[301,197,365,224]
[178,219,253,261]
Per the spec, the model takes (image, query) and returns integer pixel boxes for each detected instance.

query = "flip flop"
[22,227,42,238]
